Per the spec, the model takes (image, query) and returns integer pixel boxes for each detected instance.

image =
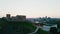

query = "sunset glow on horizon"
[0,0,60,18]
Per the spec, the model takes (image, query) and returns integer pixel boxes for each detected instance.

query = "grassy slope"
[23,21,48,34]
[0,18,48,34]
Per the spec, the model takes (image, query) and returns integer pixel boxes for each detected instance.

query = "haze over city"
[0,0,60,18]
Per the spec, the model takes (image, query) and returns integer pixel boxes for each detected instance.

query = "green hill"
[0,18,48,34]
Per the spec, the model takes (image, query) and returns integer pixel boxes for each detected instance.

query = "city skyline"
[0,0,60,18]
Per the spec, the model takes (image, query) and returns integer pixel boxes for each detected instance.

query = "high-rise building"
[16,15,26,21]
[5,14,26,21]
[6,14,11,18]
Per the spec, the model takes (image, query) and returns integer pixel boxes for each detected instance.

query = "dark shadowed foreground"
[0,18,48,34]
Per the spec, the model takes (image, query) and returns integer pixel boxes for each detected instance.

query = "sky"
[0,0,60,18]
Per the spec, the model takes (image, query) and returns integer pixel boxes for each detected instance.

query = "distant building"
[11,15,26,21]
[6,14,11,19]
[3,14,26,21]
